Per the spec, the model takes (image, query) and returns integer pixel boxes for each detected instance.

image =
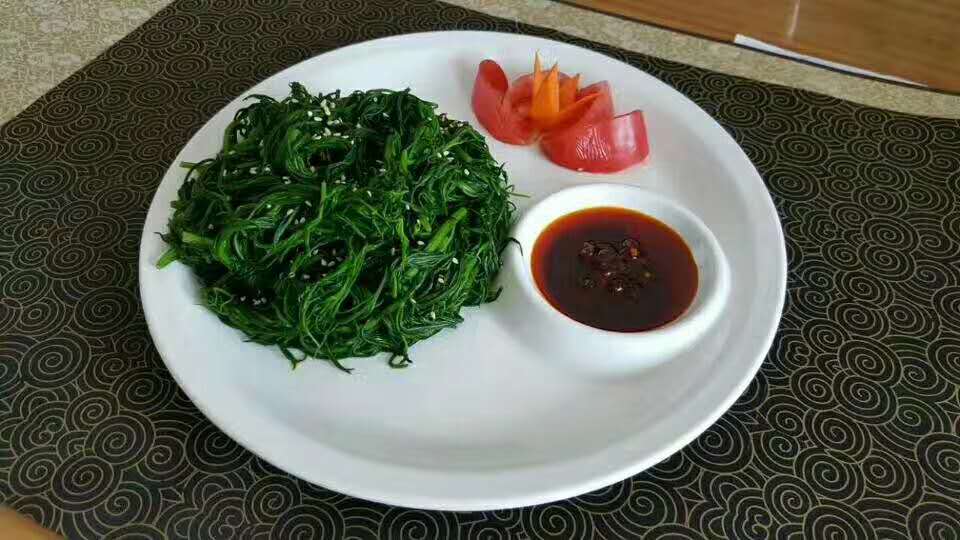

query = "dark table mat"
[2,0,959,538]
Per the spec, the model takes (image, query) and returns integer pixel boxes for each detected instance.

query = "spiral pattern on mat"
[908,500,960,540]
[521,501,588,540]
[802,503,875,540]
[273,503,345,540]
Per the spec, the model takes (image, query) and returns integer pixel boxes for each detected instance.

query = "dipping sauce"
[531,207,698,332]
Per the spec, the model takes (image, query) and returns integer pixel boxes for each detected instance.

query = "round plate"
[139,31,785,510]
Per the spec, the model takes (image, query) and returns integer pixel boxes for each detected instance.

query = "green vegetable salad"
[158,83,516,372]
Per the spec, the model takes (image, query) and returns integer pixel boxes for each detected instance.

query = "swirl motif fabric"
[2,0,959,538]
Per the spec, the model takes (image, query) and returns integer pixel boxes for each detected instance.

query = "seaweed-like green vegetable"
[158,83,516,372]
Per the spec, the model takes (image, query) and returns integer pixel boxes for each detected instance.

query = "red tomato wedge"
[475,61,595,140]
[471,60,535,145]
[504,72,574,123]
[545,81,614,133]
[541,110,650,173]
[559,74,580,108]
[505,74,534,115]
[471,56,651,173]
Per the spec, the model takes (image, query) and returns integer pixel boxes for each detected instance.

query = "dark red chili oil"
[531,207,698,332]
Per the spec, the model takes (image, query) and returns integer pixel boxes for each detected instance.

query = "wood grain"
[567,0,960,92]
[0,507,63,540]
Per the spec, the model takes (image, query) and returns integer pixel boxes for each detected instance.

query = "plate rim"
[138,30,787,510]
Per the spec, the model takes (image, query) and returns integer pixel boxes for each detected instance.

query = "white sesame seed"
[366,190,372,197]
[284,180,291,185]
[463,169,470,176]
[436,152,442,158]
[249,167,257,174]
[288,272,294,278]
[282,175,289,180]
[321,258,328,265]
[305,201,312,207]
[266,204,272,209]
[382,112,388,118]
[307,111,313,117]
[430,311,436,320]
[417,240,425,246]
[379,168,386,173]
[302,274,310,279]
[310,166,316,172]
[323,128,332,136]
[390,247,396,255]
[340,174,346,181]
[437,277,445,284]
[286,209,294,215]
[443,150,450,156]
[240,296,246,301]
[405,204,410,210]
[410,298,417,304]
[207,224,214,230]
[452,257,459,265]
[264,166,271,172]
[312,249,319,255]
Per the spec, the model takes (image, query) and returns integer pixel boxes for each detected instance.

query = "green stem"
[425,207,468,253]
[156,248,179,269]
[182,231,214,247]
[402,207,468,282]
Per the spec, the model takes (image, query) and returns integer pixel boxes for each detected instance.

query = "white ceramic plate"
[139,31,786,510]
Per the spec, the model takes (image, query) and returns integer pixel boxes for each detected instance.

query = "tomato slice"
[544,81,614,133]
[473,60,648,172]
[540,110,650,173]
[505,73,573,112]
[510,75,614,133]
[472,60,535,145]
[559,74,580,108]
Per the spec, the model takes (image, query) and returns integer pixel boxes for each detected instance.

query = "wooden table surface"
[0,507,62,540]
[2,0,958,123]
[568,0,960,92]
